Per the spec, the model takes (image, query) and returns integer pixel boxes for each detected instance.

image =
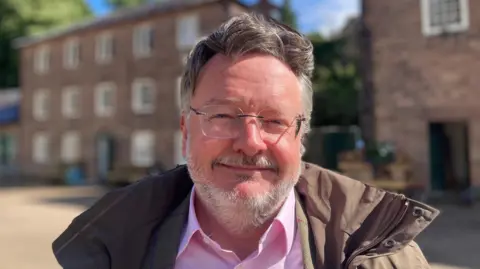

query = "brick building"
[361,0,480,193]
[13,0,279,183]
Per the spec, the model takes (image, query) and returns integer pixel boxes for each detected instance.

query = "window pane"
[141,85,153,106]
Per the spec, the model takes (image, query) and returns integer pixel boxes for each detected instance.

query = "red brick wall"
[363,0,480,187]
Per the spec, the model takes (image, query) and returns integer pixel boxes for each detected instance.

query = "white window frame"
[131,130,155,167]
[64,38,80,69]
[95,82,115,117]
[133,24,153,58]
[174,130,186,165]
[34,46,50,74]
[96,32,113,64]
[176,13,200,50]
[32,132,49,164]
[62,86,81,119]
[33,89,50,121]
[132,78,155,115]
[61,131,81,163]
[421,0,470,36]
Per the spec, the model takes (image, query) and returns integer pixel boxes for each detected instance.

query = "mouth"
[217,163,276,172]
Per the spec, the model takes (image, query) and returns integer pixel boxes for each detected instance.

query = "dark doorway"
[96,133,115,182]
[429,122,470,191]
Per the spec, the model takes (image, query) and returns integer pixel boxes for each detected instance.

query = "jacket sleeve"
[52,223,110,269]
[358,241,431,269]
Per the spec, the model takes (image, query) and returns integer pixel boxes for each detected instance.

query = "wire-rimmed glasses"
[189,105,305,140]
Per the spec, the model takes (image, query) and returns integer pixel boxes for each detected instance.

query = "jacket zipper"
[343,197,410,269]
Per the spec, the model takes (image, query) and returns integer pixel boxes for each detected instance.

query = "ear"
[180,113,187,159]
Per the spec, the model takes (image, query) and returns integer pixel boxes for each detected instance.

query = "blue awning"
[0,104,19,124]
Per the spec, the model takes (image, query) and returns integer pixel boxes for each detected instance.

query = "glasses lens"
[200,105,239,138]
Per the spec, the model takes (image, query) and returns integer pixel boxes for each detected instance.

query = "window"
[96,32,114,64]
[95,82,115,117]
[174,130,186,165]
[34,46,50,74]
[133,24,154,58]
[32,132,49,164]
[421,0,469,36]
[62,86,81,118]
[131,130,155,167]
[0,134,16,165]
[132,78,155,114]
[61,131,81,163]
[33,89,50,121]
[176,76,182,112]
[176,13,199,50]
[64,38,80,69]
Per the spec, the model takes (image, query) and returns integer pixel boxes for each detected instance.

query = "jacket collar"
[295,162,440,268]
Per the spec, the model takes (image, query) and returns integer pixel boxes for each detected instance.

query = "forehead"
[192,53,302,113]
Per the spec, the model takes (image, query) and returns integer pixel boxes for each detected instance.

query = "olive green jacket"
[53,163,439,268]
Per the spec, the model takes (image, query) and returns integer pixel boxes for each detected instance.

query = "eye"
[209,113,234,120]
[264,119,284,125]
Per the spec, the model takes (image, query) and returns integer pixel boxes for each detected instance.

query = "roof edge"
[13,0,238,49]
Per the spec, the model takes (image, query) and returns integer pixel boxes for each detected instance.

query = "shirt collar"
[177,186,297,257]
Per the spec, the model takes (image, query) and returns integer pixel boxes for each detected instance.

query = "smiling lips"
[218,163,275,172]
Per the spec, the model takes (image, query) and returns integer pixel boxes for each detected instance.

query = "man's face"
[181,53,303,213]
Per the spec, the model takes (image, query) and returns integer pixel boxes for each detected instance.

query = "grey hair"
[180,13,314,151]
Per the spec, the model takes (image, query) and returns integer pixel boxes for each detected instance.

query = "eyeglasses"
[189,105,305,140]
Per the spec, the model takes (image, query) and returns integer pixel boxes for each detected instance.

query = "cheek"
[267,139,302,174]
[188,129,231,164]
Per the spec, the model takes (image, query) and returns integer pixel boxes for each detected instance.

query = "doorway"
[429,122,470,191]
[96,133,115,182]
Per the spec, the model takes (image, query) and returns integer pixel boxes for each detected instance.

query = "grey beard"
[186,155,300,234]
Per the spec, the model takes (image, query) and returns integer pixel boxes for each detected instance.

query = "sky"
[85,0,360,36]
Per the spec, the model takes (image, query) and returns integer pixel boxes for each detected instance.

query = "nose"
[232,118,267,156]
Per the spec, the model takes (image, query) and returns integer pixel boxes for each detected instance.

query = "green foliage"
[0,0,92,88]
[280,0,297,29]
[106,0,150,10]
[308,33,360,126]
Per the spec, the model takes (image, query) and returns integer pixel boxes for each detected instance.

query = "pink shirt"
[174,187,304,269]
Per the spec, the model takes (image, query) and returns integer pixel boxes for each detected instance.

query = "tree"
[308,30,361,127]
[106,0,150,10]
[280,0,297,29]
[0,0,92,88]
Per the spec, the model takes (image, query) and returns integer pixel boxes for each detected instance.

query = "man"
[53,13,439,269]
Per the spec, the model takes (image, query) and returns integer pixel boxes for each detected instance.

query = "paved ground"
[0,186,479,269]
[0,186,107,269]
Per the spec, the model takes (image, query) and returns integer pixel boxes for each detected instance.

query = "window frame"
[96,32,114,64]
[130,130,155,167]
[32,132,49,164]
[61,131,81,163]
[421,0,470,36]
[132,78,155,114]
[64,38,80,69]
[95,82,116,117]
[34,45,50,74]
[62,86,81,119]
[133,24,154,58]
[33,89,50,121]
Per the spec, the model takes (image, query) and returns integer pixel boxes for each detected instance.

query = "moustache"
[212,154,278,172]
